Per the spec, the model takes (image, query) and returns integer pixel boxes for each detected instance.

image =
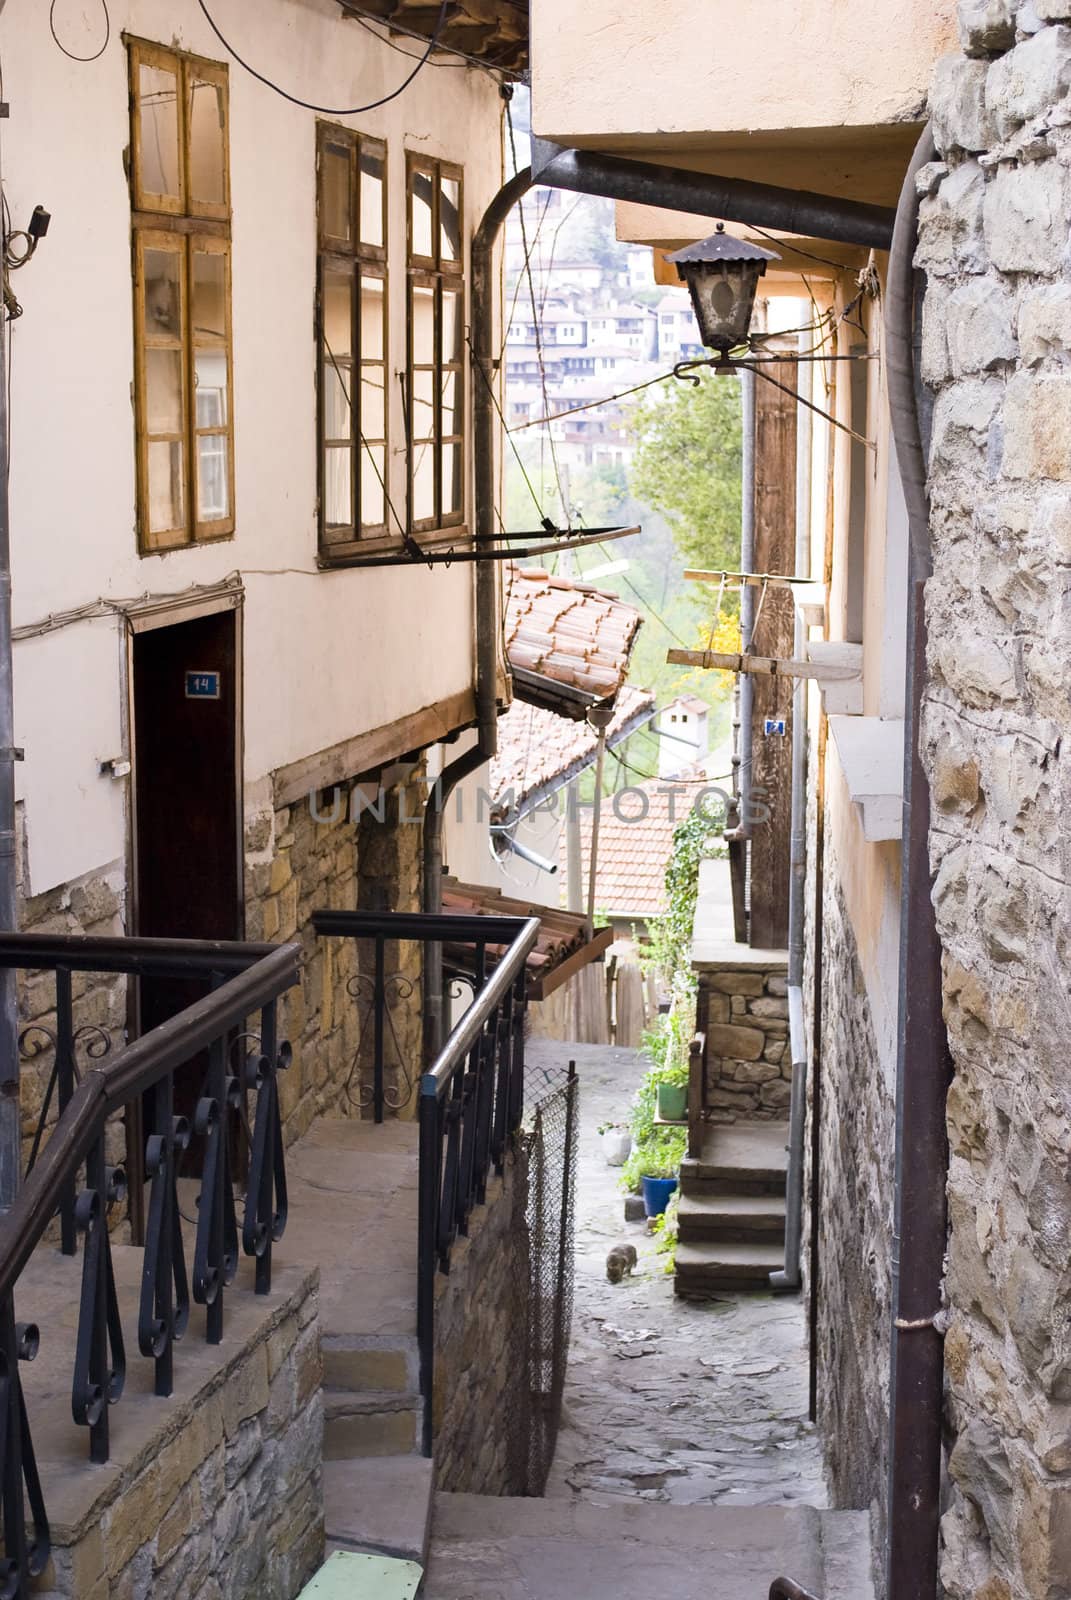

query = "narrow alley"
[420,1043,868,1600]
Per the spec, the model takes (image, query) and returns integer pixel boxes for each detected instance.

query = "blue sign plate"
[764,717,786,737]
[185,670,221,700]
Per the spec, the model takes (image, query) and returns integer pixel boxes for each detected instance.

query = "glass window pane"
[139,63,181,202]
[412,447,435,523]
[325,446,353,527]
[440,370,462,437]
[442,290,463,365]
[360,371,385,441]
[410,170,434,257]
[322,140,353,244]
[145,349,183,434]
[192,251,227,340]
[359,148,384,248]
[360,444,385,527]
[189,76,226,207]
[196,434,230,521]
[323,364,351,440]
[411,285,435,366]
[440,176,460,262]
[143,250,182,340]
[194,348,229,427]
[411,370,435,441]
[323,271,354,362]
[360,277,385,360]
[442,443,462,517]
[148,439,185,533]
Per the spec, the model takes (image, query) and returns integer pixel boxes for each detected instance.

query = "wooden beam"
[666,648,858,681]
[528,924,613,1002]
[272,687,476,809]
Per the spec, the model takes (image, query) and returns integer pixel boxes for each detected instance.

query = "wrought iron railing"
[0,933,299,1595]
[312,908,539,1454]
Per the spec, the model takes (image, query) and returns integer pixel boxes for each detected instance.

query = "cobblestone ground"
[530,1039,827,1509]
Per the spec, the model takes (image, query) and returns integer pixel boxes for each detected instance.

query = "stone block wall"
[37,1267,323,1600]
[807,878,894,1553]
[245,762,426,1144]
[696,960,791,1121]
[922,8,1071,1595]
[433,1144,530,1494]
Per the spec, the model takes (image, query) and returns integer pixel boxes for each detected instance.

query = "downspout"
[771,343,812,1292]
[884,123,951,1600]
[0,93,18,1209]
[422,165,534,1060]
[738,367,756,839]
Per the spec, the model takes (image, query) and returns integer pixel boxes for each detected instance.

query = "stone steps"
[323,1456,435,1566]
[675,1238,786,1293]
[323,1387,422,1458]
[421,1494,874,1600]
[677,1189,786,1242]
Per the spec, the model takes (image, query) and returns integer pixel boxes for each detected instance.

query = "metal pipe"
[586,722,608,937]
[532,142,897,251]
[771,341,813,1293]
[737,367,756,841]
[0,105,19,1209]
[422,163,535,1060]
[885,123,951,1600]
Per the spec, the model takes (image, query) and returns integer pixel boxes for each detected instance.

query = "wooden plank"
[528,924,612,1001]
[665,648,856,680]
[272,687,476,808]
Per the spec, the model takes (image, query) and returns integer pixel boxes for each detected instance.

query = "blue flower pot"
[642,1175,678,1218]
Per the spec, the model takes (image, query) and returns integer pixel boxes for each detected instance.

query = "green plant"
[652,1190,680,1275]
[620,1128,686,1192]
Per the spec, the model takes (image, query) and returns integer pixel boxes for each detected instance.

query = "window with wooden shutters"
[129,40,234,553]
[316,124,388,558]
[407,156,464,535]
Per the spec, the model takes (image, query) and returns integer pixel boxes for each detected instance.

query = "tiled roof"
[441,877,613,999]
[564,776,717,919]
[504,564,643,704]
[491,685,656,813]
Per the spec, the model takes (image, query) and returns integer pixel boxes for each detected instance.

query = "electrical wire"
[195,0,449,115]
[49,0,110,62]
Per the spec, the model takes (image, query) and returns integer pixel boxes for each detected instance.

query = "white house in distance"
[656,694,710,777]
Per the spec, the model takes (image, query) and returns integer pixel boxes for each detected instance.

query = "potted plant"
[597,1120,632,1166]
[621,1140,681,1218]
[655,1059,689,1124]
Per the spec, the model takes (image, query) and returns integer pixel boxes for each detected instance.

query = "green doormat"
[299,1550,423,1599]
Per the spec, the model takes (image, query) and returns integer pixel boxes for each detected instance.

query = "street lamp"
[668,223,779,356]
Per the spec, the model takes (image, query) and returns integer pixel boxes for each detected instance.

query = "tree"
[629,371,742,571]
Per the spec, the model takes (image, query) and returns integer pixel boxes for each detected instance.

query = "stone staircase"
[675,1120,788,1296]
[284,1116,436,1569]
[420,1495,874,1599]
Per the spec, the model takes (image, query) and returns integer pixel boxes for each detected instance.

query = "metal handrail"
[0,940,300,1302]
[423,916,540,1098]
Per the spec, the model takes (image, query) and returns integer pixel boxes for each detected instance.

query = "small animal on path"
[605,1243,638,1283]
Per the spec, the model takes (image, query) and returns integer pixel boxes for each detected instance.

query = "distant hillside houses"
[503,186,703,470]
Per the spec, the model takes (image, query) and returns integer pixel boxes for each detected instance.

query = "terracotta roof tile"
[504,564,643,703]
[491,685,656,812]
[563,776,719,919]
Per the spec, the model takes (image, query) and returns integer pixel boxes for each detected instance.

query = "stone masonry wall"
[922,9,1071,1596]
[433,1143,530,1494]
[37,1267,323,1600]
[245,762,425,1143]
[809,876,895,1554]
[697,961,791,1122]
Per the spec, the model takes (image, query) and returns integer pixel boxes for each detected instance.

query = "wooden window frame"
[129,37,234,554]
[406,155,466,539]
[316,123,389,561]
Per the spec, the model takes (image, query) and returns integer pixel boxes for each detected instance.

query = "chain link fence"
[507,1061,579,1495]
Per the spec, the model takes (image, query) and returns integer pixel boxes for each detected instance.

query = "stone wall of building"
[922,10,1071,1595]
[36,1266,323,1600]
[808,876,895,1552]
[245,761,426,1143]
[433,1144,530,1494]
[696,959,791,1122]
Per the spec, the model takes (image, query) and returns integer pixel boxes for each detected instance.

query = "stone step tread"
[423,1496,872,1600]
[677,1191,786,1238]
[682,1121,789,1185]
[324,1455,434,1567]
[324,1387,420,1418]
[300,1550,422,1599]
[674,1240,785,1281]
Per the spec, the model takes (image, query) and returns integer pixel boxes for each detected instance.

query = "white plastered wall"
[1,0,504,895]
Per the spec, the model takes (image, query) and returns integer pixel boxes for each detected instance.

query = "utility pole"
[0,76,20,1210]
[585,704,613,937]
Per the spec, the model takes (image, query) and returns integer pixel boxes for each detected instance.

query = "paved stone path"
[530,1039,827,1510]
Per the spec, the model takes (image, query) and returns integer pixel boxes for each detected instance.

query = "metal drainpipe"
[885,123,952,1600]
[737,368,756,847]
[0,101,19,1209]
[422,165,534,1061]
[771,342,812,1293]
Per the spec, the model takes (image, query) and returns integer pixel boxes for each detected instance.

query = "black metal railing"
[0,933,299,1595]
[312,909,539,1454]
